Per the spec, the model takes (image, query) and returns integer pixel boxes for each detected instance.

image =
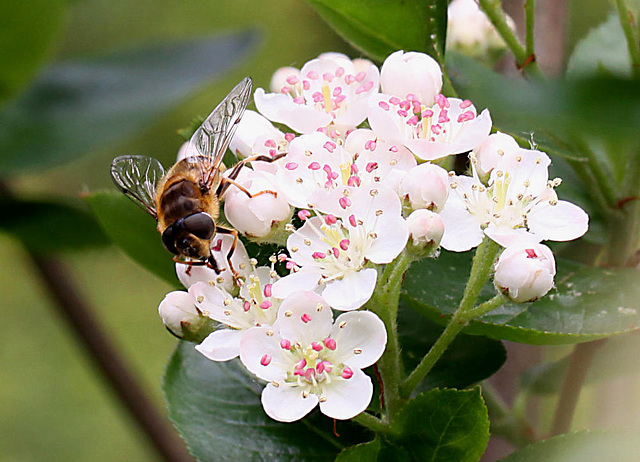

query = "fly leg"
[214,226,241,280]
[217,153,287,198]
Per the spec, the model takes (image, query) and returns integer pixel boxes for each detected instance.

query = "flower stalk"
[400,237,502,398]
[478,0,544,79]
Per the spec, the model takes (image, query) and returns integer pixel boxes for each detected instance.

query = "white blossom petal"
[321,268,378,311]
[262,383,319,422]
[527,200,589,242]
[319,369,373,420]
[195,329,242,361]
[330,311,387,368]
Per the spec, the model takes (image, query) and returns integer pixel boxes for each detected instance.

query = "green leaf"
[566,12,631,78]
[520,331,640,395]
[398,299,506,391]
[389,388,489,462]
[0,31,256,173]
[500,430,640,462]
[0,196,109,253]
[163,341,368,461]
[86,191,177,285]
[335,439,381,461]
[402,251,640,345]
[0,0,67,106]
[306,0,447,63]
[446,52,640,157]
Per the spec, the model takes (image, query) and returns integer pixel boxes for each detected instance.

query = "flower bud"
[473,132,520,177]
[269,66,301,93]
[380,50,443,105]
[447,0,514,60]
[494,243,556,303]
[223,169,293,244]
[399,163,450,212]
[406,209,445,254]
[158,291,214,342]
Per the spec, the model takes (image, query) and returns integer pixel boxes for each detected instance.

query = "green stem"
[461,293,507,321]
[481,381,536,448]
[352,412,390,434]
[525,0,536,58]
[616,0,640,79]
[400,238,501,397]
[478,0,544,79]
[369,252,413,420]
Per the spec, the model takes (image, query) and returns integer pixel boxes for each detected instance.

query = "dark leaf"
[0,196,109,253]
[0,0,67,105]
[389,387,489,462]
[402,251,640,345]
[85,191,177,285]
[0,31,257,173]
[306,0,447,63]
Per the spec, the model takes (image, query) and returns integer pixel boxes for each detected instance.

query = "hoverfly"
[110,77,281,276]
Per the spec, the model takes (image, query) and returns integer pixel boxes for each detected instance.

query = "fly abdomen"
[159,179,204,224]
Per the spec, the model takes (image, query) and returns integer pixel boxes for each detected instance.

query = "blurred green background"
[0,0,625,460]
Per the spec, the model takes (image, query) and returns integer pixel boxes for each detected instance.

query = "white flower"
[255,53,380,136]
[368,93,492,161]
[275,131,416,208]
[399,162,450,212]
[447,0,513,57]
[406,209,445,248]
[157,290,212,341]
[223,168,293,242]
[193,266,281,361]
[175,234,252,294]
[239,291,387,422]
[439,148,589,251]
[380,50,443,106]
[494,243,556,303]
[272,185,409,311]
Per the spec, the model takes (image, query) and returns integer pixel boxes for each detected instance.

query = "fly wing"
[110,155,165,219]
[182,77,252,188]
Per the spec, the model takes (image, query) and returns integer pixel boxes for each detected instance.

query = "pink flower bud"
[494,243,556,303]
[380,51,443,105]
[399,163,450,212]
[406,209,445,248]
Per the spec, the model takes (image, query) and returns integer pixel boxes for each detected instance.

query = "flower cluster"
[158,50,588,422]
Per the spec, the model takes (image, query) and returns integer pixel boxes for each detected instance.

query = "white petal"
[261,383,319,422]
[330,311,387,368]
[189,282,243,328]
[239,326,288,382]
[322,269,378,311]
[319,369,373,420]
[271,270,321,300]
[484,225,539,248]
[275,291,333,345]
[527,200,589,242]
[366,215,409,264]
[439,195,484,251]
[195,329,242,361]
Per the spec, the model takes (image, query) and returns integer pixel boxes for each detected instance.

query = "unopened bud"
[158,291,214,342]
[494,243,556,303]
[406,209,445,255]
[399,163,450,212]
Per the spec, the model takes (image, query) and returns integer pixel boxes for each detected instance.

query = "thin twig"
[30,255,193,461]
[550,339,606,436]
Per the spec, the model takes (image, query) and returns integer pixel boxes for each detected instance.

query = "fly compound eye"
[161,225,178,255]
[182,212,215,240]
